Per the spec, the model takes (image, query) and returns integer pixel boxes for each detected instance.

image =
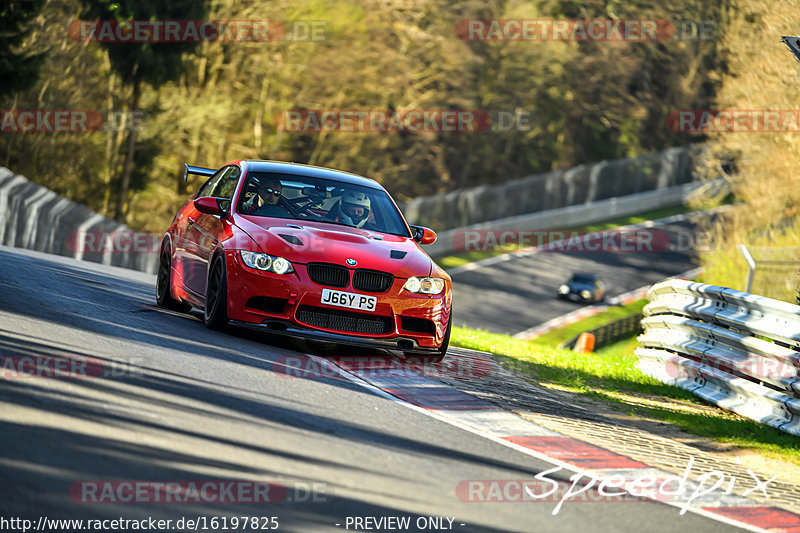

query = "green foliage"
[78,0,207,89]
[532,299,648,347]
[0,0,46,95]
[0,0,728,231]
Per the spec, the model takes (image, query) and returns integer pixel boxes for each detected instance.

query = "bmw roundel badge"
[346,258,357,266]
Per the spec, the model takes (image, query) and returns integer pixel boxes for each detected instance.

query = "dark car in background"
[557,273,606,303]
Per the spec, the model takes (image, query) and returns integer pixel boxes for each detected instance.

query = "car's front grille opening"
[353,269,394,293]
[400,316,436,335]
[307,263,350,288]
[245,296,287,315]
[296,305,393,334]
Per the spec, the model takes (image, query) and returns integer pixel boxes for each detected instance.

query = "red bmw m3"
[156,160,452,361]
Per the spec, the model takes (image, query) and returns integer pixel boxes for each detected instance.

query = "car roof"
[235,160,383,190]
[570,273,599,280]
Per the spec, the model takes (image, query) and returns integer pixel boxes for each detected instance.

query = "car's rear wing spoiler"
[183,163,216,182]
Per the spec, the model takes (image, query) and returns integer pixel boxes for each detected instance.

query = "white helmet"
[340,191,371,227]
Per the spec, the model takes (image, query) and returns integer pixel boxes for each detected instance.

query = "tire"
[404,312,451,363]
[156,243,191,312]
[437,311,452,358]
[204,254,229,330]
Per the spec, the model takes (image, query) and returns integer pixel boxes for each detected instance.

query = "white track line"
[305,353,771,533]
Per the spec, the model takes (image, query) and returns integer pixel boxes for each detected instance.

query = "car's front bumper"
[559,292,592,303]
[229,319,441,353]
[224,250,451,349]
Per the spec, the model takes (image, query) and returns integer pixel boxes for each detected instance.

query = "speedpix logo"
[458,457,776,515]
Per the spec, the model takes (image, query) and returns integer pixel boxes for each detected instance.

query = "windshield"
[570,274,596,285]
[236,172,411,237]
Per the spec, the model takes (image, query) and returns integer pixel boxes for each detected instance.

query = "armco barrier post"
[738,244,755,293]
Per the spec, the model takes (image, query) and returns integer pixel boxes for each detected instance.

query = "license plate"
[320,288,377,312]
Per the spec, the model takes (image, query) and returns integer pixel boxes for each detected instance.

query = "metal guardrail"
[635,278,800,435]
[0,167,158,273]
[426,181,710,257]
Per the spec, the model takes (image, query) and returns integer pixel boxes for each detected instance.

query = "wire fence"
[742,246,800,303]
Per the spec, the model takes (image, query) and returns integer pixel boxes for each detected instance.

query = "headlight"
[403,276,445,295]
[558,284,570,294]
[580,290,592,299]
[272,257,292,274]
[240,250,294,274]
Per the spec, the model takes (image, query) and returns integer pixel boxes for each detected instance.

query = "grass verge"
[532,299,647,347]
[435,204,693,270]
[451,325,800,465]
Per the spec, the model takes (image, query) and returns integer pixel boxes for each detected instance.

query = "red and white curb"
[309,353,800,533]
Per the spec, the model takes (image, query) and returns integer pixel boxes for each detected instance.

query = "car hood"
[567,281,595,292]
[234,216,433,278]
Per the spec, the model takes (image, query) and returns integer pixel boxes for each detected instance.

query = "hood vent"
[278,234,304,246]
[390,250,407,259]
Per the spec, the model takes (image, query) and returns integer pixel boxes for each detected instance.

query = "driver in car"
[241,177,290,216]
[329,191,371,228]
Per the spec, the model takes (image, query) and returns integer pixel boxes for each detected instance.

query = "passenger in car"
[241,177,291,216]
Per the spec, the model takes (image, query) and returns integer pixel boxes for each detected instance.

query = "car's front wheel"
[204,254,228,330]
[156,243,191,312]
[437,312,452,359]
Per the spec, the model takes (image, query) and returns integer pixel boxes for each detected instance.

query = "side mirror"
[194,196,225,216]
[410,225,437,245]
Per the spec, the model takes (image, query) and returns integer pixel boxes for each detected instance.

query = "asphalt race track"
[449,215,703,335]
[0,244,747,532]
